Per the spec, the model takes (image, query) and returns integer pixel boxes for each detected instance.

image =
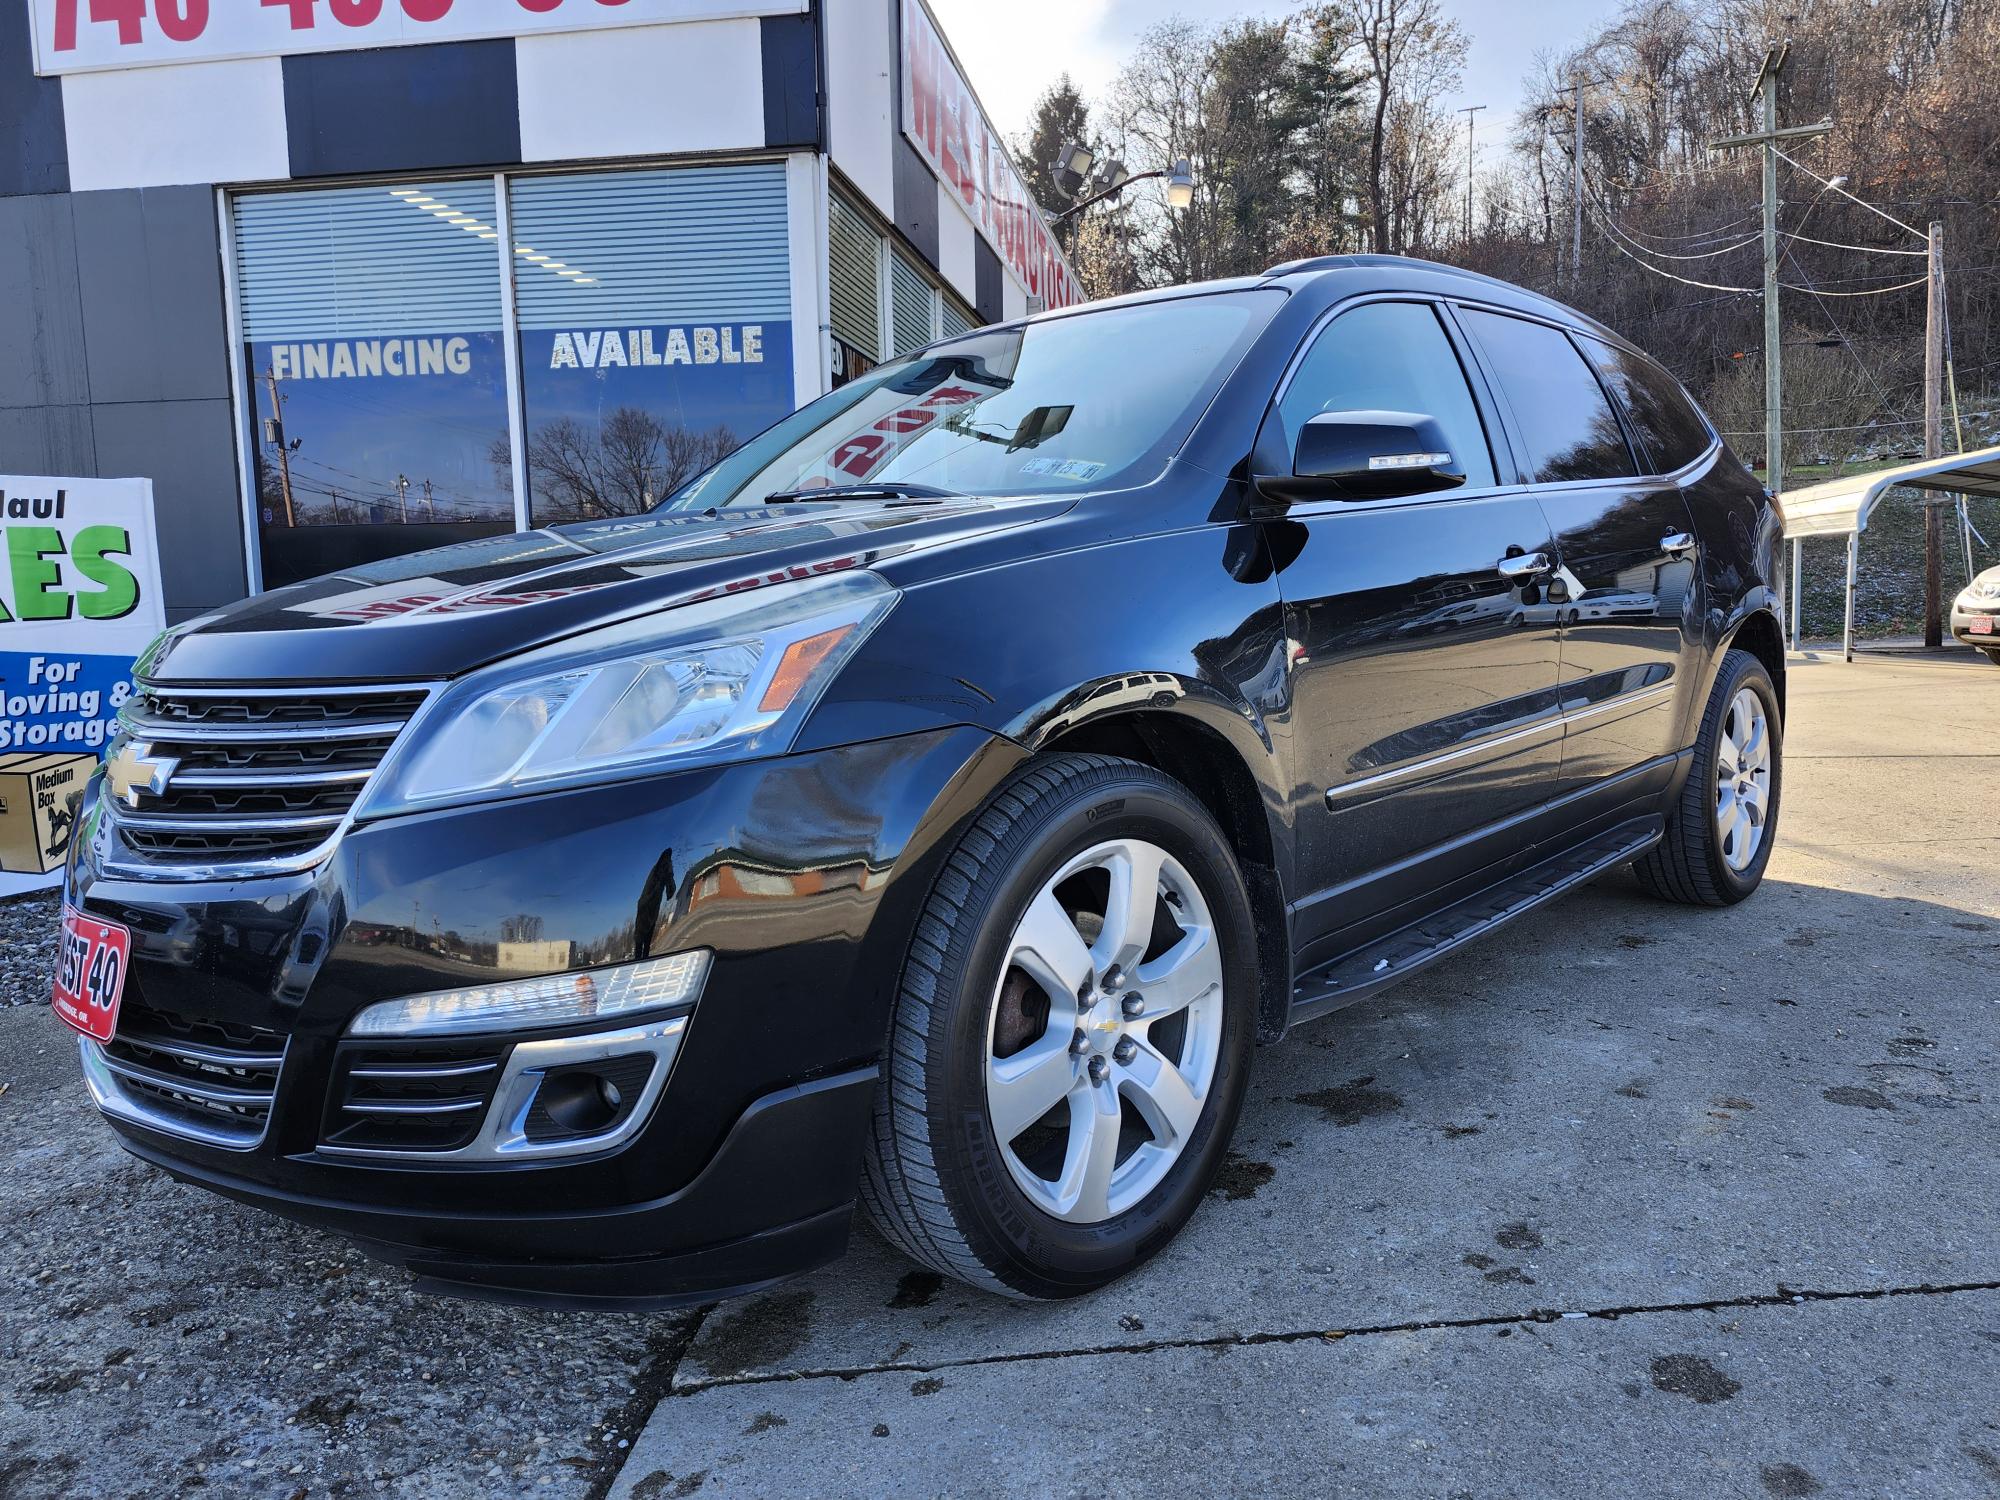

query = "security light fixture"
[1165,159,1196,211]
[1090,160,1130,195]
[1051,140,1096,199]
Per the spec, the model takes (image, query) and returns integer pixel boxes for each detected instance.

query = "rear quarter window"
[1457,307,1638,484]
[1581,337,1716,474]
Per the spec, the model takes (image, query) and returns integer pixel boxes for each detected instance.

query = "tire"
[1634,647,1783,906]
[860,753,1259,1300]
[1983,648,2000,666]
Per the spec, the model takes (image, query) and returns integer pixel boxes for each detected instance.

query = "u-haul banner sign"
[900,0,1083,312]
[31,0,804,76]
[0,476,165,897]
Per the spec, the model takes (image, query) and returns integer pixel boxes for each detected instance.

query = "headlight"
[347,950,711,1037]
[360,571,894,815]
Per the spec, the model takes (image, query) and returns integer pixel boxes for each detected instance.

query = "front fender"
[796,518,1291,871]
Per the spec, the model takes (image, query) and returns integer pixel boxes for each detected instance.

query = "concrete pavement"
[0,650,1994,1498]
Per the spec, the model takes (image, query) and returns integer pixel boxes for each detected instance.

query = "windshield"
[664,289,1283,508]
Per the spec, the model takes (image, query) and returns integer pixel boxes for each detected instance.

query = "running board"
[1288,817,1663,1026]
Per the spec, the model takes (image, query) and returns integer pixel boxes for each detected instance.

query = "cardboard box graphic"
[0,752,95,875]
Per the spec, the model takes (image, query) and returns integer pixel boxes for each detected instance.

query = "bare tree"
[494,411,738,524]
[1333,0,1466,253]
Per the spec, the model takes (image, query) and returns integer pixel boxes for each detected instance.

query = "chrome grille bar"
[80,1004,290,1151]
[104,680,435,879]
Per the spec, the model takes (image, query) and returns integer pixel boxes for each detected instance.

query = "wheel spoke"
[988,1036,1080,1143]
[1715,726,1740,783]
[1119,1041,1202,1145]
[1056,1083,1124,1222]
[1094,841,1165,975]
[1010,889,1095,1005]
[1133,926,1222,1020]
[1738,707,1767,769]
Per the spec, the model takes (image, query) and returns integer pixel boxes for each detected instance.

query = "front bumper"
[1951,595,1999,650]
[64,724,1023,1306]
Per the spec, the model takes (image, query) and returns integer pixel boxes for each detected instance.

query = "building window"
[889,248,937,357]
[509,164,795,525]
[829,189,883,388]
[233,180,515,590]
[829,187,983,388]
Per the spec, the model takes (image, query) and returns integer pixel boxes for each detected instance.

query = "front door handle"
[1662,531,1697,557]
[1496,551,1553,582]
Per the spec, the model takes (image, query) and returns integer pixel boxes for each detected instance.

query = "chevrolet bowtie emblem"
[104,740,179,809]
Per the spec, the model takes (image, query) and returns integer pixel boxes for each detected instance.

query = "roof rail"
[1261,254,1410,277]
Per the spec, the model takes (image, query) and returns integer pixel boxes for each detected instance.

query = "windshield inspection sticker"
[1021,457,1107,482]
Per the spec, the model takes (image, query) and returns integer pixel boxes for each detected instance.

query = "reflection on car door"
[1456,308,1700,800]
[1270,300,1563,955]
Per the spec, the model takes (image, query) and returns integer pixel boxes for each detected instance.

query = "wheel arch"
[1037,706,1295,1044]
[1720,603,1786,717]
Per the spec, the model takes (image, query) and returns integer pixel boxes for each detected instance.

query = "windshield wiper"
[761,482,962,505]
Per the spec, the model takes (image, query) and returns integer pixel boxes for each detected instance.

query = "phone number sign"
[31,0,804,75]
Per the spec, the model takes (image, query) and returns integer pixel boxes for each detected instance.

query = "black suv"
[60,256,1784,1307]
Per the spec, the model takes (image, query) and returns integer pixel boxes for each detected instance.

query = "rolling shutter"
[508,164,791,331]
[233,179,504,339]
[829,190,883,360]
[889,250,937,356]
[940,298,978,339]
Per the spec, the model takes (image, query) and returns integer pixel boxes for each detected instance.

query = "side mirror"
[1261,410,1468,503]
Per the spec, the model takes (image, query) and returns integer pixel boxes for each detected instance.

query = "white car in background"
[1953,565,2000,664]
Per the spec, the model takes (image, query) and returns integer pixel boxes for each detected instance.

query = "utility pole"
[1571,78,1585,284]
[395,474,410,524]
[422,478,437,522]
[1459,103,1486,245]
[262,366,297,530]
[1923,219,1946,648]
[1709,43,1831,647]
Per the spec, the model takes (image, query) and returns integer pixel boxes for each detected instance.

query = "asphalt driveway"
[1,648,1996,1498]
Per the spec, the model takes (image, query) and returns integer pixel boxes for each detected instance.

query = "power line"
[1609,206,1764,245]
[1771,146,1929,242]
[1588,205,1760,291]
[1588,194,1762,260]
[1777,273,1931,297]
[1780,228,1928,258]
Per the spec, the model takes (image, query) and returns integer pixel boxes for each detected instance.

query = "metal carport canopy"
[1775,443,2000,660]
[1779,444,2000,539]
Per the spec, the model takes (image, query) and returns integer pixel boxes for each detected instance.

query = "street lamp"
[1046,149,1198,222]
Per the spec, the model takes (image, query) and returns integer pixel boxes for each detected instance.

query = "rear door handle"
[1662,531,1697,557]
[1496,551,1553,582]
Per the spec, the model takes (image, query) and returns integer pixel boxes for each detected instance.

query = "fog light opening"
[537,1070,625,1136]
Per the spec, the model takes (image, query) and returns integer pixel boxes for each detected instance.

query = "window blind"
[508,164,791,332]
[233,180,504,340]
[829,190,883,360]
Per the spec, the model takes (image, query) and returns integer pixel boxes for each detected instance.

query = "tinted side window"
[1279,301,1496,490]
[1458,308,1638,483]
[1581,337,1715,473]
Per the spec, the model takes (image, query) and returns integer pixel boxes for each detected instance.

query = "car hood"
[151,499,1070,683]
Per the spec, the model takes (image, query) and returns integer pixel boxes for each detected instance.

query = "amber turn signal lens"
[759,625,856,712]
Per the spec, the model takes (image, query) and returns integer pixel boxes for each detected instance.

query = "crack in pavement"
[662,1278,2000,1397]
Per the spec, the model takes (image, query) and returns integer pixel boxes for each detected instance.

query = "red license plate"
[1970,616,1994,635]
[52,906,131,1043]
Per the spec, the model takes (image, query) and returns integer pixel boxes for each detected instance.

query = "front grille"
[321,1040,507,1154]
[109,683,430,872]
[94,1000,288,1148]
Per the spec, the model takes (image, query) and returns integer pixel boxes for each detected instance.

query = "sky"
[928,0,1619,172]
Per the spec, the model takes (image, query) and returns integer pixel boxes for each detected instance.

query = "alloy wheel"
[983,838,1226,1224]
[1713,686,1772,872]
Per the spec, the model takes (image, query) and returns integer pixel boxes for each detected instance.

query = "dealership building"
[0,0,1081,616]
